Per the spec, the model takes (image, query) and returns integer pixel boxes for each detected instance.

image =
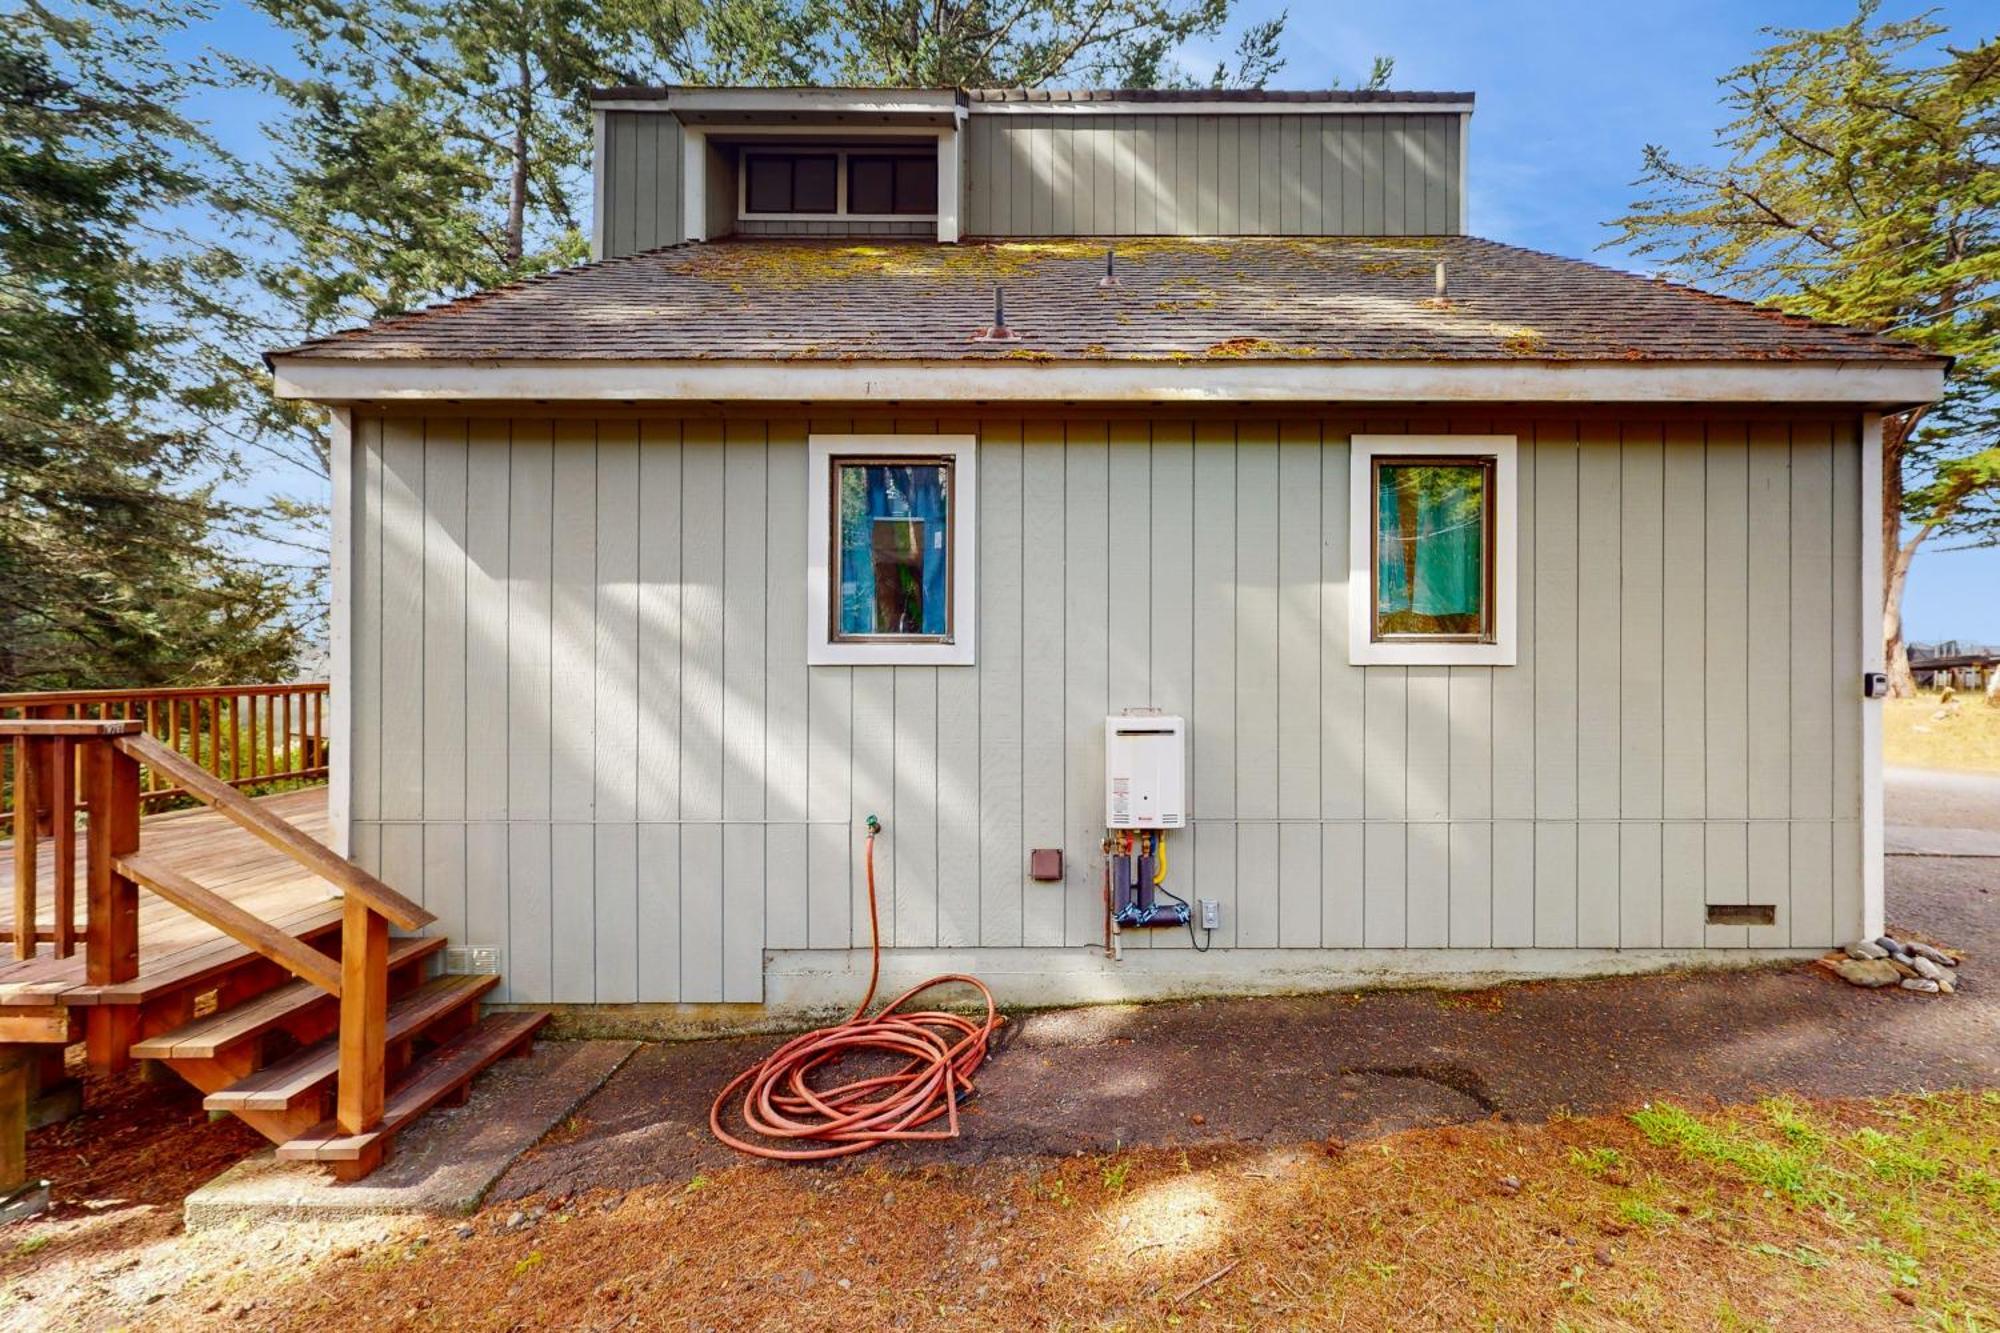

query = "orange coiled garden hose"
[710,817,1004,1160]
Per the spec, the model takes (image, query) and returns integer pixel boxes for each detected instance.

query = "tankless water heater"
[1104,713,1185,829]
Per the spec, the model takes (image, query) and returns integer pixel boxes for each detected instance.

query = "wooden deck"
[0,787,336,1008]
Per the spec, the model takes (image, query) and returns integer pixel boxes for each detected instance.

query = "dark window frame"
[828,454,957,645]
[742,151,839,215]
[846,153,939,216]
[1368,454,1498,645]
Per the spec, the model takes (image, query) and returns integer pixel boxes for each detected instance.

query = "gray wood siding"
[597,109,1463,257]
[599,111,685,257]
[347,409,1863,1004]
[964,112,1461,237]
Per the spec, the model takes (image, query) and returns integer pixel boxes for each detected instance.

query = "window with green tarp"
[1373,459,1491,640]
[834,458,953,640]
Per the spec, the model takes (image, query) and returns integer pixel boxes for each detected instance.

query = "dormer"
[589,86,1473,257]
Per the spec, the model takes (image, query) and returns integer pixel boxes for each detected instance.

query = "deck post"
[336,896,388,1135]
[10,736,36,960]
[0,1044,27,1197]
[49,737,75,958]
[84,740,141,1072]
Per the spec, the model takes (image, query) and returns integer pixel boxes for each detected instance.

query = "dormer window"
[848,154,937,215]
[744,153,837,214]
[737,146,938,223]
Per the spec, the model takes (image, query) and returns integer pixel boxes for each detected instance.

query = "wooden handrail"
[6,722,399,1137]
[113,733,433,932]
[0,719,143,737]
[0,683,320,707]
[2,682,328,817]
[117,853,343,995]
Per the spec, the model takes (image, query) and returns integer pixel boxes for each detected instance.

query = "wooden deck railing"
[1,719,431,1139]
[0,682,329,819]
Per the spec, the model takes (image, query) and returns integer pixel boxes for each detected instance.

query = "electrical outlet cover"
[1199,899,1221,930]
[442,946,502,976]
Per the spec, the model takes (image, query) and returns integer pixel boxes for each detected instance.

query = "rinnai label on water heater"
[1104,714,1186,829]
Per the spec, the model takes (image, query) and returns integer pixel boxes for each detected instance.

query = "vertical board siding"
[598,111,684,257]
[959,112,1462,237]
[350,409,1867,1004]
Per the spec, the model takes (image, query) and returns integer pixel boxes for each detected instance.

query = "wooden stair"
[131,936,445,1063]
[278,1011,549,1179]
[132,936,538,1175]
[0,722,546,1191]
[205,973,499,1112]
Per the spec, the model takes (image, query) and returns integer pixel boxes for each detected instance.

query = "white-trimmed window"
[807,434,976,666]
[1348,434,1517,667]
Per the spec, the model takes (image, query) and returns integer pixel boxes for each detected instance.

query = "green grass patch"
[1615,1197,1676,1230]
[1630,1101,1833,1205]
[1566,1145,1623,1177]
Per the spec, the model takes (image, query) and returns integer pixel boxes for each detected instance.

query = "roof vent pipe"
[1435,260,1447,300]
[971,285,1020,342]
[1099,248,1121,289]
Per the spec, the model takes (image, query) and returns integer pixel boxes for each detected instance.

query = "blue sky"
[177,0,1994,642]
[1192,0,1995,643]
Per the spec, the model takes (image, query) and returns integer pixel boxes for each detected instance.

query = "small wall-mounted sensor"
[1029,848,1064,881]
[1863,672,1889,699]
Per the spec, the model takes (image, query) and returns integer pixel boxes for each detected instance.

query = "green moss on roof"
[277,235,1940,367]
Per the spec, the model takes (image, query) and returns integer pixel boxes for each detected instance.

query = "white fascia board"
[935,124,960,243]
[668,121,954,137]
[270,357,1946,408]
[681,127,706,242]
[1860,411,1886,940]
[657,88,962,117]
[327,405,353,858]
[968,100,1476,116]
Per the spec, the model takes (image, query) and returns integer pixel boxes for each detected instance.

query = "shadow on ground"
[492,852,1997,1200]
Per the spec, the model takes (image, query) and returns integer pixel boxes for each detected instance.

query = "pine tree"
[1609,5,1999,694]
[0,0,304,691]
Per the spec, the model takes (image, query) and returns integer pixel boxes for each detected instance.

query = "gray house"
[268,86,1946,1015]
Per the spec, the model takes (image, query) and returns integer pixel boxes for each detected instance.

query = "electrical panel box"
[1105,713,1185,829]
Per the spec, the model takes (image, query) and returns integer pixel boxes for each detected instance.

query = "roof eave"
[268,355,1948,411]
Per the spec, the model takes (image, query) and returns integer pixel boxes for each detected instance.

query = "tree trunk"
[1880,412,1917,698]
[1884,531,1925,698]
[505,46,530,266]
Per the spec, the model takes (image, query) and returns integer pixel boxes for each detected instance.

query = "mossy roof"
[273,236,1937,365]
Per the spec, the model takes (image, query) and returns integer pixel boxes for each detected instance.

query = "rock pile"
[1817,936,1964,995]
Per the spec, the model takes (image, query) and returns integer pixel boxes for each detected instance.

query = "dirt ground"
[492,849,1995,1195]
[1884,693,2000,773]
[2,778,1995,1329]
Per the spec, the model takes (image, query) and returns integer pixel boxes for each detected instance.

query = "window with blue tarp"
[1374,459,1490,639]
[834,458,953,639]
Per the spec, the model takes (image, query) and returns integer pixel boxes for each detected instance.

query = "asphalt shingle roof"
[273,236,1933,366]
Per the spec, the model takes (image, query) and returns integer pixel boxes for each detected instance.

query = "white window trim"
[739,147,939,223]
[1348,434,1517,667]
[808,433,976,667]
